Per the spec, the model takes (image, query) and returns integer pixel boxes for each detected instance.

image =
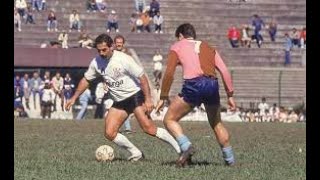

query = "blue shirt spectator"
[76,89,92,120]
[149,0,160,18]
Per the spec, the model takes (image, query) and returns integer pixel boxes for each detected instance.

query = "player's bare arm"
[155,50,179,112]
[139,74,153,114]
[214,51,236,111]
[65,78,90,111]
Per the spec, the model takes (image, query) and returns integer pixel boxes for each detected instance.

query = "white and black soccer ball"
[95,145,115,162]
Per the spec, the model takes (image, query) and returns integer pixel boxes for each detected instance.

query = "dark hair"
[94,33,113,48]
[114,34,125,44]
[175,23,196,39]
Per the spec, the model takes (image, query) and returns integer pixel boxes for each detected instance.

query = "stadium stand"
[14,0,306,108]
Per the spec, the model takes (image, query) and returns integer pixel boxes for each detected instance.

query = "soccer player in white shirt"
[65,34,180,161]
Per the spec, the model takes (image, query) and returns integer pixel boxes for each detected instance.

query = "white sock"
[112,133,141,156]
[155,128,181,154]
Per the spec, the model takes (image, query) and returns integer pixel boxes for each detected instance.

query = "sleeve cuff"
[227,91,234,98]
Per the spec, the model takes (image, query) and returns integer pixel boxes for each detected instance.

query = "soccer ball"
[95,145,115,162]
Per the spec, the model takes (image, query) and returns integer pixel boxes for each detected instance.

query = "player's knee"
[104,129,117,141]
[163,117,175,128]
[141,123,156,136]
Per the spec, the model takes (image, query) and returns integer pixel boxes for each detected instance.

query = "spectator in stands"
[51,72,64,111]
[41,80,55,119]
[20,73,31,109]
[87,0,98,13]
[58,30,69,49]
[75,89,92,120]
[240,24,251,48]
[106,10,119,33]
[69,9,81,32]
[40,0,47,11]
[278,106,288,122]
[113,35,135,134]
[289,28,300,48]
[153,11,164,34]
[227,25,240,48]
[121,114,135,134]
[25,4,36,24]
[251,14,265,48]
[14,74,21,88]
[14,8,22,32]
[153,49,163,84]
[114,35,132,55]
[284,33,293,66]
[258,97,269,118]
[269,103,280,122]
[129,13,137,32]
[300,27,306,49]
[136,13,143,33]
[15,0,27,18]
[47,10,58,32]
[149,0,160,18]
[299,109,306,122]
[14,83,27,118]
[96,0,107,12]
[287,108,299,123]
[140,10,151,32]
[63,73,75,101]
[267,18,277,42]
[31,0,41,11]
[50,41,61,48]
[78,33,94,49]
[30,72,43,110]
[43,70,51,81]
[135,0,146,13]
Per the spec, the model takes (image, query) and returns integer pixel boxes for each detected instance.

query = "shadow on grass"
[161,160,221,167]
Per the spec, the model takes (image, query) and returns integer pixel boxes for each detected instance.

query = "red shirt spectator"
[228,26,240,40]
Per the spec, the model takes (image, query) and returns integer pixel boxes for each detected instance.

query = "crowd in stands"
[237,97,306,123]
[15,0,164,35]
[14,70,111,120]
[14,1,306,121]
[14,69,306,123]
[151,97,306,123]
[14,71,75,119]
[226,14,306,66]
[227,14,306,50]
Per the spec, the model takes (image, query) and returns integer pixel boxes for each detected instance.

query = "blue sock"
[176,135,192,152]
[222,146,235,165]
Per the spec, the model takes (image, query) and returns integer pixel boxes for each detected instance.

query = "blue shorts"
[179,76,220,107]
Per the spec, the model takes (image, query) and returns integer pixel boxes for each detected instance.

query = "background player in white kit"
[65,33,180,161]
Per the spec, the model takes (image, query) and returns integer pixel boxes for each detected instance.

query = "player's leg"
[163,95,195,166]
[41,102,45,119]
[105,107,142,161]
[205,104,235,166]
[133,105,181,154]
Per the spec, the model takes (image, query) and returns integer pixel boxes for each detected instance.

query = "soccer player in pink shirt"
[155,23,237,167]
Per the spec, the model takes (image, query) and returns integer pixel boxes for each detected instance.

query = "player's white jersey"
[84,50,144,102]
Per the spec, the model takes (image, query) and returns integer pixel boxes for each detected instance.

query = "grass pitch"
[14,119,306,180]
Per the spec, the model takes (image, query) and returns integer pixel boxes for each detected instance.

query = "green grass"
[14,119,306,180]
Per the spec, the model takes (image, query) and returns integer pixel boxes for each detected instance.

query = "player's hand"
[155,100,164,113]
[144,98,154,115]
[227,96,236,112]
[65,98,76,111]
